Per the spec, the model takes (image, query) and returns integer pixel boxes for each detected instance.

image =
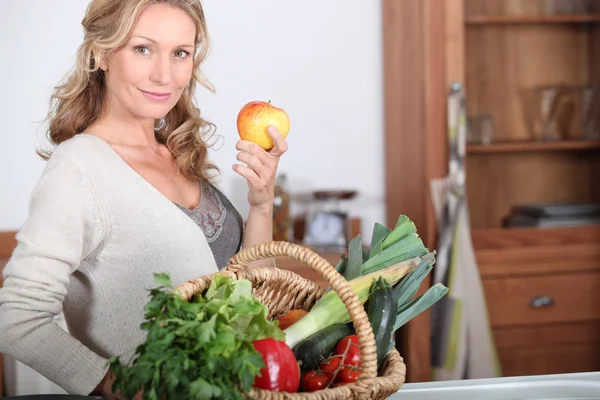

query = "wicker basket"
[174,241,406,400]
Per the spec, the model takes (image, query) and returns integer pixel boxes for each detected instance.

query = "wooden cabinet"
[383,0,600,383]
[0,232,15,398]
[475,226,600,378]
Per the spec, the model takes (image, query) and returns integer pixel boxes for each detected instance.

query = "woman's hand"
[233,125,288,211]
[91,371,143,400]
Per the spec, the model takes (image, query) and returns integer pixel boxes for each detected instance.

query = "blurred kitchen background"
[3,0,600,397]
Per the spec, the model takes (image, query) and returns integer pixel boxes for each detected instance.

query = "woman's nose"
[149,54,172,86]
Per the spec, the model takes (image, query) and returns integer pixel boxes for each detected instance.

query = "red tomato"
[336,364,361,384]
[319,355,342,376]
[301,370,332,392]
[252,338,300,392]
[334,335,361,366]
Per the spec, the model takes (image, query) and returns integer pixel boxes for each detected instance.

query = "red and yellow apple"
[236,100,290,150]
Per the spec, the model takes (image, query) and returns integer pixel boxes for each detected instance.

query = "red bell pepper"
[252,338,300,392]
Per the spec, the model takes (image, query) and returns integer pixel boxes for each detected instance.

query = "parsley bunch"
[108,273,285,400]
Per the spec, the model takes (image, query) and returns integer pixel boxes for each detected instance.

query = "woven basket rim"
[174,241,406,399]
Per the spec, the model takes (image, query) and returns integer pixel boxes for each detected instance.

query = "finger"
[236,140,277,166]
[232,164,264,189]
[267,125,288,157]
[236,151,267,177]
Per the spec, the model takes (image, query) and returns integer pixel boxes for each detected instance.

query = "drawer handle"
[530,296,554,308]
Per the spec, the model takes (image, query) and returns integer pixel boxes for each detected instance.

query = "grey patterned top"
[175,182,244,270]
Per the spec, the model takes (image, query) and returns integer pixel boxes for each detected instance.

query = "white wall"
[0,0,385,244]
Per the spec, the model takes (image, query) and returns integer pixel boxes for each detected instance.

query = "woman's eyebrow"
[132,35,194,49]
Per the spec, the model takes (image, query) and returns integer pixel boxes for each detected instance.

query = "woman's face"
[100,4,196,121]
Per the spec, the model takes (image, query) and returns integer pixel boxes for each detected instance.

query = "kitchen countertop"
[392,371,600,399]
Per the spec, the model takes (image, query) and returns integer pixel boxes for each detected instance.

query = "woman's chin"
[135,107,175,121]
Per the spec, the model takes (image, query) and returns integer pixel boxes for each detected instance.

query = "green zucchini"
[292,323,353,370]
[366,276,397,366]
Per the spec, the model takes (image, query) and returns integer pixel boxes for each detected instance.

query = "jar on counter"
[273,174,291,241]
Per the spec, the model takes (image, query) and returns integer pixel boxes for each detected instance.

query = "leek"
[394,256,434,306]
[335,254,347,275]
[343,235,363,281]
[381,215,417,250]
[284,257,422,348]
[393,283,449,331]
[361,233,428,275]
[368,223,392,258]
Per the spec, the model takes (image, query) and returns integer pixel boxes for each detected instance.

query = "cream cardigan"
[0,134,219,394]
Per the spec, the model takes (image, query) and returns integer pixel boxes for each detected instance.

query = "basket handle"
[223,241,378,399]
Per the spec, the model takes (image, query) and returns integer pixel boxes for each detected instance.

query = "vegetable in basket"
[107,273,296,399]
[288,215,449,391]
[252,338,300,392]
[293,323,353,370]
[300,334,362,392]
[366,277,397,366]
[283,257,422,349]
[275,309,308,330]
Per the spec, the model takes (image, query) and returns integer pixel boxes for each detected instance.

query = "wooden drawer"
[494,321,600,377]
[483,271,600,326]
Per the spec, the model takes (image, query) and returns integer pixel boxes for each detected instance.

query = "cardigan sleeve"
[0,155,109,395]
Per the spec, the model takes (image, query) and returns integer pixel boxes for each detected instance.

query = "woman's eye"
[175,49,191,59]
[134,46,150,55]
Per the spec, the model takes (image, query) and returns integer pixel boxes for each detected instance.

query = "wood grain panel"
[472,225,600,248]
[0,231,15,398]
[445,0,465,86]
[383,0,426,236]
[591,23,600,85]
[494,320,600,347]
[382,0,451,383]
[466,0,544,17]
[466,152,596,228]
[466,15,600,24]
[590,25,600,203]
[472,225,600,277]
[467,140,600,153]
[494,321,600,377]
[466,0,596,17]
[478,242,600,277]
[383,0,428,383]
[466,24,590,142]
[498,341,600,377]
[0,231,16,260]
[483,271,600,326]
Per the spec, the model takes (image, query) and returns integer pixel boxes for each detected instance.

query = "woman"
[0,0,287,397]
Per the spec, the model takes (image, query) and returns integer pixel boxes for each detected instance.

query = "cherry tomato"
[336,364,361,384]
[301,370,332,392]
[334,335,361,366]
[319,355,342,376]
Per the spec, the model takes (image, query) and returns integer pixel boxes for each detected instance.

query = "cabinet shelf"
[465,15,600,25]
[467,140,600,154]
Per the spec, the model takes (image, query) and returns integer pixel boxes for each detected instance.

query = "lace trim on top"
[197,183,227,243]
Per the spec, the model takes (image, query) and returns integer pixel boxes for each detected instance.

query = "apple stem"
[268,100,271,104]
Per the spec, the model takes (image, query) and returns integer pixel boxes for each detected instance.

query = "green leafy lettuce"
[108,273,284,400]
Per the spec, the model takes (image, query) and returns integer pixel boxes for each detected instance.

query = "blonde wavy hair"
[40,0,219,182]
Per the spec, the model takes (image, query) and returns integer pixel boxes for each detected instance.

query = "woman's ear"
[97,51,109,72]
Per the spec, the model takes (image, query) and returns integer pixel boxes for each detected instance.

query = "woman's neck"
[86,115,159,150]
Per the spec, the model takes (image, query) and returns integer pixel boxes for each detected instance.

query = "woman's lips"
[140,89,171,101]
